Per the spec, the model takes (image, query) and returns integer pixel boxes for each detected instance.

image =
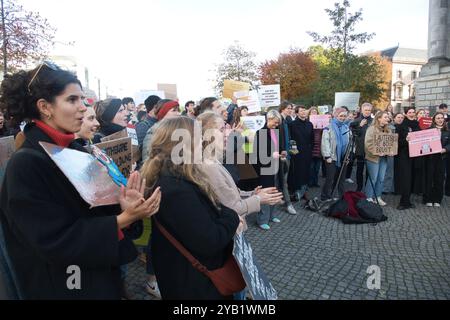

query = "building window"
[395,85,403,101]
[397,70,403,80]
[411,71,417,80]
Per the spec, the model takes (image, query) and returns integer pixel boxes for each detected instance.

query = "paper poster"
[126,125,138,146]
[238,91,262,114]
[258,85,281,108]
[0,136,15,187]
[94,137,133,178]
[318,106,330,115]
[133,90,166,105]
[39,142,120,208]
[223,80,251,99]
[310,115,331,129]
[241,116,266,133]
[233,233,278,300]
[408,128,442,158]
[233,90,250,99]
[419,117,433,130]
[335,92,361,110]
[374,133,399,156]
[157,83,178,100]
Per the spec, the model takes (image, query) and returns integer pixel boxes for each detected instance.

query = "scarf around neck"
[331,118,349,168]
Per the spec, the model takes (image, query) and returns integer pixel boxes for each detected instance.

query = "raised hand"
[119,171,146,212]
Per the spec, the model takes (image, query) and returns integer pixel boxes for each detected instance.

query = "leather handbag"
[154,218,246,297]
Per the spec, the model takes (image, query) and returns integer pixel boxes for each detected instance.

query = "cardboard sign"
[101,129,141,163]
[233,90,250,99]
[241,116,266,133]
[408,128,442,158]
[258,85,281,108]
[310,115,331,129]
[94,137,132,177]
[233,233,278,300]
[157,83,178,100]
[335,92,360,111]
[223,80,251,99]
[39,142,120,208]
[237,91,262,114]
[419,117,433,130]
[0,136,15,187]
[374,132,398,156]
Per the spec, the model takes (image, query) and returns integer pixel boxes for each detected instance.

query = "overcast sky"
[19,0,429,102]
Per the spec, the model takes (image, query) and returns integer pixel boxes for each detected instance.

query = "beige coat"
[200,161,261,217]
[365,125,391,163]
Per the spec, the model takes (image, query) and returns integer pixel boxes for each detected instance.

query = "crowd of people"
[0,63,449,300]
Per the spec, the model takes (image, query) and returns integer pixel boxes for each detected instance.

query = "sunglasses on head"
[27,61,61,93]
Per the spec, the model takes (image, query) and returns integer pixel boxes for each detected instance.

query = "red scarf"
[34,120,75,148]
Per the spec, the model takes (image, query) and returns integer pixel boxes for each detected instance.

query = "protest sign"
[419,117,433,130]
[374,132,398,156]
[258,85,281,108]
[241,116,266,133]
[94,137,132,177]
[408,128,442,158]
[223,80,251,99]
[318,106,330,115]
[0,136,15,187]
[237,91,262,113]
[233,233,278,300]
[310,115,331,129]
[101,129,140,163]
[133,90,166,105]
[335,92,361,110]
[39,142,120,208]
[157,83,178,100]
[233,90,250,99]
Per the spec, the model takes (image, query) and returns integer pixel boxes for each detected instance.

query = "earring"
[47,113,52,120]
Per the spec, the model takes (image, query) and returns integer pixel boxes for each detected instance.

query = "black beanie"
[101,99,123,123]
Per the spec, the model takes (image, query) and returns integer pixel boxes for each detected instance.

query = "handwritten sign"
[223,80,251,99]
[101,129,140,163]
[233,233,278,300]
[39,142,120,208]
[310,115,331,129]
[335,92,360,111]
[408,128,442,158]
[0,136,15,188]
[241,116,266,133]
[94,137,132,177]
[374,132,398,156]
[419,117,433,130]
[237,91,262,114]
[126,125,138,146]
[258,85,281,108]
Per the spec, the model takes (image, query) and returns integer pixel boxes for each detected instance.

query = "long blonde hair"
[140,116,219,206]
[372,111,391,133]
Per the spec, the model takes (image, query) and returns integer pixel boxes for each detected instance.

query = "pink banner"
[310,115,331,129]
[408,128,442,158]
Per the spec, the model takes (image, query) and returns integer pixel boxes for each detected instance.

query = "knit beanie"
[157,101,179,120]
[101,99,123,123]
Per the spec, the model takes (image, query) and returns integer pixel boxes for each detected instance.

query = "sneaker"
[287,205,297,215]
[425,203,433,207]
[259,224,270,231]
[434,203,441,207]
[345,178,354,184]
[145,280,162,299]
[377,197,387,207]
[272,218,281,223]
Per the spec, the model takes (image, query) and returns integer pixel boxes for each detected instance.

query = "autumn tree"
[1,0,56,74]
[213,41,259,96]
[259,49,318,101]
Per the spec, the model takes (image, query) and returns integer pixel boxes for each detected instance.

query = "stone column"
[428,0,450,63]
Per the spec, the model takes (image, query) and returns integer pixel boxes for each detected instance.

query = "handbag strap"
[154,218,209,275]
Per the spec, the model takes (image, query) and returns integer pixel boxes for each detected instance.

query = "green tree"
[213,41,259,96]
[1,0,56,75]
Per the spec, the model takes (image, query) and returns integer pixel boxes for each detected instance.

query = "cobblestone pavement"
[125,181,450,300]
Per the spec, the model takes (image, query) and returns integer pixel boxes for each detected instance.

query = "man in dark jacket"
[135,95,161,150]
[349,103,373,192]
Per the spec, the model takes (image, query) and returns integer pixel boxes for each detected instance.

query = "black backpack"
[356,199,388,223]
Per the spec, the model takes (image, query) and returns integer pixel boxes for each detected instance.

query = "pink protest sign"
[310,115,331,129]
[408,128,442,158]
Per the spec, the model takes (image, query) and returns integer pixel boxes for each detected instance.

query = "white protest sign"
[126,125,138,146]
[238,91,261,113]
[133,90,166,105]
[335,92,360,111]
[241,116,266,133]
[233,90,250,99]
[258,85,281,108]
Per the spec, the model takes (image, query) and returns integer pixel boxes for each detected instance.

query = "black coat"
[92,123,126,144]
[350,116,373,157]
[289,118,314,188]
[0,124,136,300]
[394,123,413,196]
[251,125,284,188]
[151,173,239,300]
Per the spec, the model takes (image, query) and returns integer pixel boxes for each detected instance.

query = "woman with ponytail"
[0,63,161,299]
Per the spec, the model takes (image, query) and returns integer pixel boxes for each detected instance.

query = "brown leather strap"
[154,218,209,274]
